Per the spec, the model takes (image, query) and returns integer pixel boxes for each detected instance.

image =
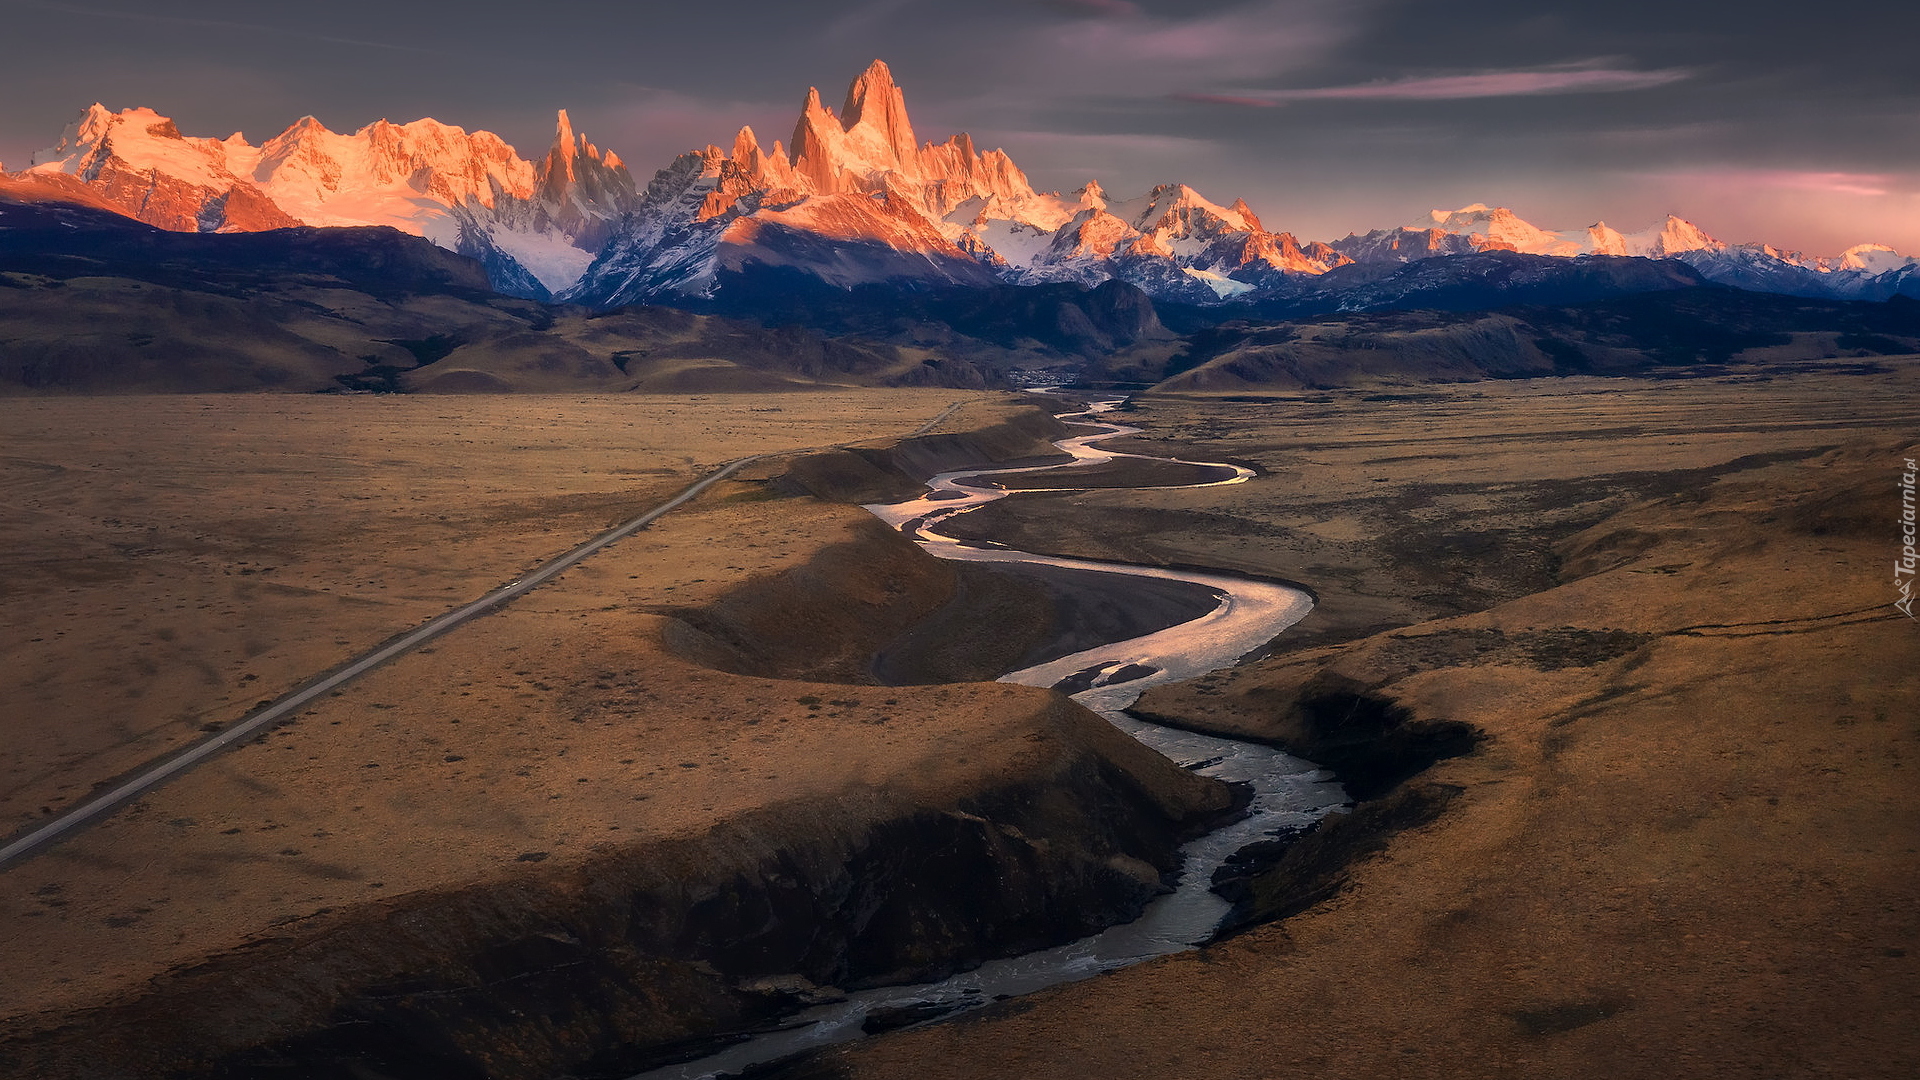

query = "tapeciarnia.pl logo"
[1899,456,1917,619]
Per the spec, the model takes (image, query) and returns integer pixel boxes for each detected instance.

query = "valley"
[0,39,1913,1080]
[0,363,1911,1078]
[811,362,1920,1080]
[0,389,1247,1078]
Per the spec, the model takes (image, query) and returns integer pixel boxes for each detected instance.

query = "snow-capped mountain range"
[1326,204,1920,303]
[6,60,1915,307]
[12,101,636,298]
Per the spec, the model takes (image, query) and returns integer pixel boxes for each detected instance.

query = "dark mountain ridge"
[6,184,1916,396]
[1126,287,1920,392]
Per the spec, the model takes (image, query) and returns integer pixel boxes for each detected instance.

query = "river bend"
[635,400,1346,1080]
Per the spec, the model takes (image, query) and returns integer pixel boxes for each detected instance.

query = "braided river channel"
[636,400,1348,1079]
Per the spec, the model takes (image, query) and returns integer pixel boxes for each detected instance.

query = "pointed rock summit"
[840,59,919,168]
[14,64,1908,309]
[568,60,1359,305]
[532,109,638,254]
[1230,198,1264,234]
[10,102,644,296]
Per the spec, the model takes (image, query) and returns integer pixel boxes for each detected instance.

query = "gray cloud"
[0,0,1913,255]
[1037,0,1144,17]
[8,0,437,53]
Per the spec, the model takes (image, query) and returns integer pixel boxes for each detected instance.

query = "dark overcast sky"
[3,0,1916,254]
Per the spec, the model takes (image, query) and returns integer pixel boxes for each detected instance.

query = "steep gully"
[639,402,1347,1079]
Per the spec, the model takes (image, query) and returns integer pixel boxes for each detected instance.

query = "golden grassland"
[0,390,991,838]
[4,362,1916,1077]
[0,387,1243,1080]
[821,361,1920,1079]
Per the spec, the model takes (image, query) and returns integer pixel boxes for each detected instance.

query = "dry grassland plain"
[823,362,1920,1080]
[0,388,1219,1064]
[0,390,988,839]
[3,362,1915,1078]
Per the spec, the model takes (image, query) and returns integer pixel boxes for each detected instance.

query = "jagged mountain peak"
[1230,197,1264,233]
[1581,215,1719,258]
[543,108,608,184]
[785,61,951,195]
[549,109,581,166]
[799,86,830,121]
[1840,243,1914,273]
[1115,183,1254,236]
[844,58,900,102]
[1637,214,1721,256]
[31,104,190,168]
[570,61,1363,305]
[19,67,1913,312]
[840,59,918,166]
[10,101,650,297]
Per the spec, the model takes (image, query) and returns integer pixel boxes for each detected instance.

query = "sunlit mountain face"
[7,60,1916,307]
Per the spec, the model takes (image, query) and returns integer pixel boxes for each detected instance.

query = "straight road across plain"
[0,395,971,870]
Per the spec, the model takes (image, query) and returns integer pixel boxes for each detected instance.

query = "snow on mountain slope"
[1586,215,1722,258]
[1334,204,1590,262]
[12,66,1914,309]
[1332,203,1918,303]
[25,105,298,232]
[245,115,533,239]
[12,104,633,296]
[568,61,1068,302]
[1421,203,1584,255]
[566,61,1351,306]
[1839,244,1912,274]
[30,105,236,195]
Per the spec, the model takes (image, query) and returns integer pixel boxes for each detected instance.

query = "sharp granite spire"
[7,61,1912,307]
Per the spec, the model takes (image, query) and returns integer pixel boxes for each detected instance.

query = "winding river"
[635,400,1347,1080]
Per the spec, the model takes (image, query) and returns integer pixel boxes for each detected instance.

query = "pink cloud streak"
[1653,168,1896,197]
[1178,64,1690,106]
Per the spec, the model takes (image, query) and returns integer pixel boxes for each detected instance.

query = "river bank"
[0,394,1241,1079]
[625,399,1348,1078]
[805,364,1920,1079]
